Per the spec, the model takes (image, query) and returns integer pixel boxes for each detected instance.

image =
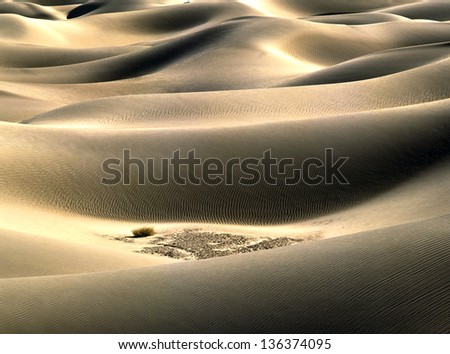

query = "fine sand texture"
[0,0,449,333]
[1,216,449,333]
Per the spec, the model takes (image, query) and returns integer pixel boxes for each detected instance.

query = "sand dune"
[379,1,450,21]
[0,0,449,334]
[4,97,449,224]
[66,0,201,19]
[282,42,450,86]
[22,69,450,127]
[238,0,421,17]
[0,228,174,279]
[0,42,142,68]
[1,216,448,333]
[0,2,65,19]
[2,47,448,123]
[304,12,407,25]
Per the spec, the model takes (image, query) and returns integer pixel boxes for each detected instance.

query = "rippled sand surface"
[0,0,449,333]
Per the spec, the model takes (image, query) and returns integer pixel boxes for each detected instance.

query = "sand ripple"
[0,0,449,333]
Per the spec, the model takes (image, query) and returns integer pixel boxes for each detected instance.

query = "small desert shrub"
[132,227,155,238]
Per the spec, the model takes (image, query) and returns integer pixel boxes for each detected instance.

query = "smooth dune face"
[379,1,450,21]
[238,0,421,17]
[0,228,173,278]
[0,0,449,333]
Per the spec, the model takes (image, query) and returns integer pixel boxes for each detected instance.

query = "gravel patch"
[134,230,302,260]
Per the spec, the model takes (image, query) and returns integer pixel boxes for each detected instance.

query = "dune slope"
[0,216,448,333]
[0,0,449,334]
